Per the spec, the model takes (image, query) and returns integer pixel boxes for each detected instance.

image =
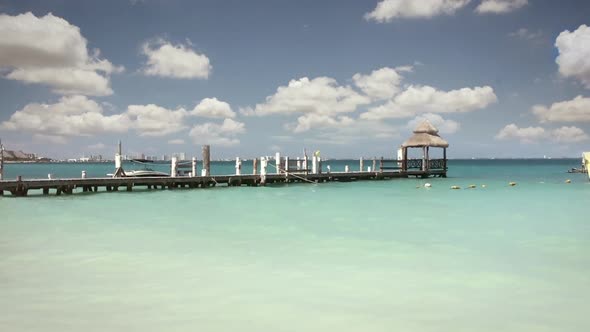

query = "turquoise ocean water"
[1,159,589,331]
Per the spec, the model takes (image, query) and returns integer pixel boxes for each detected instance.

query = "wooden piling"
[253,158,258,175]
[202,145,210,176]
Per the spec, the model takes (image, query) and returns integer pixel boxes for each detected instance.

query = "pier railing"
[405,159,447,170]
[428,159,447,170]
[406,159,423,170]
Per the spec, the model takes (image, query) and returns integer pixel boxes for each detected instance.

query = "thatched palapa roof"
[401,120,449,148]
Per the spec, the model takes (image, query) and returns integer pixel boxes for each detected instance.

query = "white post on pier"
[260,157,268,185]
[275,152,281,174]
[171,157,178,177]
[81,170,87,179]
[235,157,242,175]
[317,157,322,174]
[359,158,364,173]
[261,157,268,176]
[191,157,197,177]
[115,154,122,169]
[284,156,289,175]
[113,140,125,178]
[345,165,350,173]
[296,157,301,170]
[397,148,403,168]
[312,155,318,174]
[303,155,308,173]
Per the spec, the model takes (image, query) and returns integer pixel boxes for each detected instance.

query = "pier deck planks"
[0,170,446,197]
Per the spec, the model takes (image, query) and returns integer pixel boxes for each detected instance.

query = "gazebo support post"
[443,148,447,170]
[425,146,430,171]
[402,147,408,172]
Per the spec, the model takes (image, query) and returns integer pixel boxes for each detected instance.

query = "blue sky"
[0,0,589,159]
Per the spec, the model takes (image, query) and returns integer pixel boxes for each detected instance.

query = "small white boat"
[107,159,169,177]
[121,169,169,177]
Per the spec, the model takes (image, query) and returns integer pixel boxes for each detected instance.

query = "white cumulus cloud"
[495,124,546,143]
[496,123,589,144]
[191,97,235,118]
[141,39,211,79]
[352,67,404,100]
[360,85,497,120]
[125,104,189,136]
[407,113,460,134]
[555,25,590,89]
[0,12,122,96]
[1,95,248,142]
[475,0,528,14]
[0,95,130,140]
[289,114,355,133]
[551,126,589,143]
[189,118,246,147]
[532,95,590,123]
[253,77,370,116]
[365,0,470,22]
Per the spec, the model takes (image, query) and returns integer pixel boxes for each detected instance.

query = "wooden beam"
[202,145,210,176]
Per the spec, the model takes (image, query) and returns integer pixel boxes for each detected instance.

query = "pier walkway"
[0,169,445,197]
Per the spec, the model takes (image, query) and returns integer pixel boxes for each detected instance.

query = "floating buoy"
[481,184,486,188]
[565,179,572,184]
[468,184,476,189]
[451,185,461,190]
[509,182,517,186]
[424,183,432,188]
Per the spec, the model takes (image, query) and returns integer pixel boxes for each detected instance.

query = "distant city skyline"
[0,0,589,159]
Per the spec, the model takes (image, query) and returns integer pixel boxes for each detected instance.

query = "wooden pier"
[0,169,446,197]
[0,120,450,197]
